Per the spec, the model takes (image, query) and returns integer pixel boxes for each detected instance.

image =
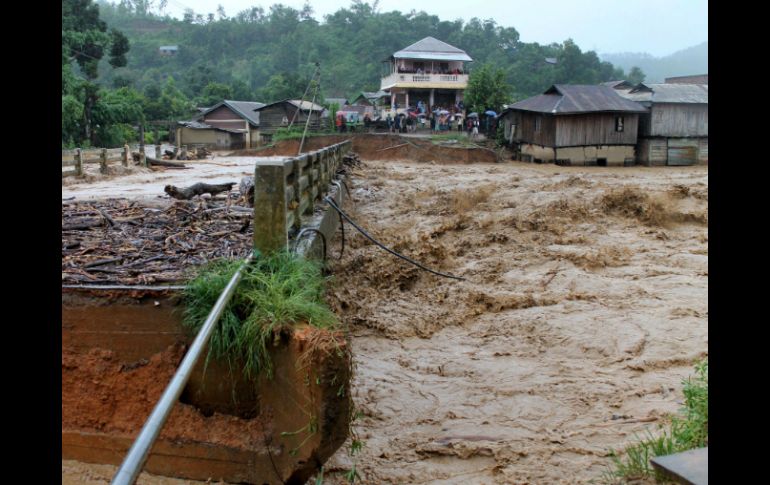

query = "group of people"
[386,114,417,133]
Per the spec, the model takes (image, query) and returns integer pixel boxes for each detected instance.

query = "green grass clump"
[600,359,708,484]
[183,251,338,380]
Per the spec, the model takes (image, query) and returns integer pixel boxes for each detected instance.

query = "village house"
[253,99,325,143]
[325,97,349,108]
[380,37,472,116]
[176,99,264,149]
[159,45,178,56]
[499,84,648,166]
[614,82,708,165]
[349,91,389,117]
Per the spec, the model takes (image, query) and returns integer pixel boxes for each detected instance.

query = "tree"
[464,63,511,113]
[627,66,646,84]
[196,82,234,107]
[62,0,131,144]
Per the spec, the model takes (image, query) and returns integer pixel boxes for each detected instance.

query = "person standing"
[472,118,479,139]
[394,114,401,133]
[387,114,393,133]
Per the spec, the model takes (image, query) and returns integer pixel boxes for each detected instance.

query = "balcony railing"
[381,72,469,88]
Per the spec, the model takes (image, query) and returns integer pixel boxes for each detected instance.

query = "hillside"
[600,41,708,82]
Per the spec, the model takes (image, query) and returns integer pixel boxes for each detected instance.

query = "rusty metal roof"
[619,83,708,104]
[508,85,648,114]
[392,37,472,62]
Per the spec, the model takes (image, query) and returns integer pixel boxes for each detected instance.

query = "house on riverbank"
[499,84,647,166]
[615,83,708,165]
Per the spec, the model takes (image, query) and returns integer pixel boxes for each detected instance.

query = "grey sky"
[160,0,707,57]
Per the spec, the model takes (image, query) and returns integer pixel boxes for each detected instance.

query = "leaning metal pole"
[298,68,321,156]
[110,251,255,485]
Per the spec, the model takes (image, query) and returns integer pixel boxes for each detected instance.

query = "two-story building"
[380,37,472,116]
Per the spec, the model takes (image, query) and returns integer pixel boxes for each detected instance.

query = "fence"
[253,140,351,254]
[62,146,133,178]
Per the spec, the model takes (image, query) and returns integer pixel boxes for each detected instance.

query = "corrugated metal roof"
[256,99,325,112]
[393,37,472,62]
[177,120,244,133]
[197,100,265,126]
[601,80,634,89]
[160,45,178,50]
[288,99,325,111]
[325,97,348,106]
[544,57,558,64]
[619,83,708,104]
[508,85,648,114]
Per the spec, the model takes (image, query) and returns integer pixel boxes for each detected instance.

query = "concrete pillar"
[430,89,435,108]
[122,144,129,167]
[245,121,251,148]
[253,161,289,254]
[405,91,409,109]
[391,92,396,110]
[99,148,108,174]
[74,148,83,176]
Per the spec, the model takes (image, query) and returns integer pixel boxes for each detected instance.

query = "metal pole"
[111,252,255,485]
[298,72,320,156]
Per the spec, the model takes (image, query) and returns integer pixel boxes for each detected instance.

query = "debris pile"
[61,198,252,285]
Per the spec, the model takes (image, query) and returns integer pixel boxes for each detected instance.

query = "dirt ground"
[317,160,708,484]
[62,158,707,484]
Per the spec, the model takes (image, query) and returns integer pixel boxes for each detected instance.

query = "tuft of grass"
[600,359,708,484]
[183,251,339,380]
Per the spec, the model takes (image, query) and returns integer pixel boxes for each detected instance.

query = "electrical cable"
[323,196,465,281]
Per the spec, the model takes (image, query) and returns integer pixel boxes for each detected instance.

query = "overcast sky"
[159,0,707,57]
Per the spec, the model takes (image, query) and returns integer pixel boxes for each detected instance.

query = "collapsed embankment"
[232,134,500,164]
[62,287,352,485]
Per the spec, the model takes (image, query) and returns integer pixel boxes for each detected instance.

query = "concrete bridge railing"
[253,140,351,256]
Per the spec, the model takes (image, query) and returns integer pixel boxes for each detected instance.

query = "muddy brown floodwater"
[319,160,708,484]
[63,158,707,485]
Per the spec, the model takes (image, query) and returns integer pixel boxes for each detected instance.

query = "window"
[615,116,624,132]
[535,117,541,132]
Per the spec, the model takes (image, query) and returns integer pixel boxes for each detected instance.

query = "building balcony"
[380,72,469,90]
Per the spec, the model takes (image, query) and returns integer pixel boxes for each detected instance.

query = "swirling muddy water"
[63,159,707,485]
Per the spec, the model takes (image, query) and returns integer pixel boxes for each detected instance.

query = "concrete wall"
[179,127,219,145]
[519,143,556,162]
[554,145,636,166]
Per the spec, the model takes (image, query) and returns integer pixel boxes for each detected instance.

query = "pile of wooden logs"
[62,198,252,285]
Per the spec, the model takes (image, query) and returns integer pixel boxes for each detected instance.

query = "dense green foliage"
[601,359,708,483]
[464,63,511,113]
[182,253,338,380]
[63,0,641,146]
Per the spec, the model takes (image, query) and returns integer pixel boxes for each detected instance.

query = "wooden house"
[176,100,264,149]
[499,85,648,166]
[615,83,708,165]
[253,99,325,143]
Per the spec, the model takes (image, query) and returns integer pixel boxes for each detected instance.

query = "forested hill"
[600,41,708,83]
[96,0,629,103]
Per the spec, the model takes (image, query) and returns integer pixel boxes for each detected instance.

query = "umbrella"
[438,109,450,115]
[467,112,479,118]
[485,110,497,116]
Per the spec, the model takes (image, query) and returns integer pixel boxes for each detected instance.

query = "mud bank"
[62,289,352,485]
[319,161,708,484]
[233,134,500,164]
